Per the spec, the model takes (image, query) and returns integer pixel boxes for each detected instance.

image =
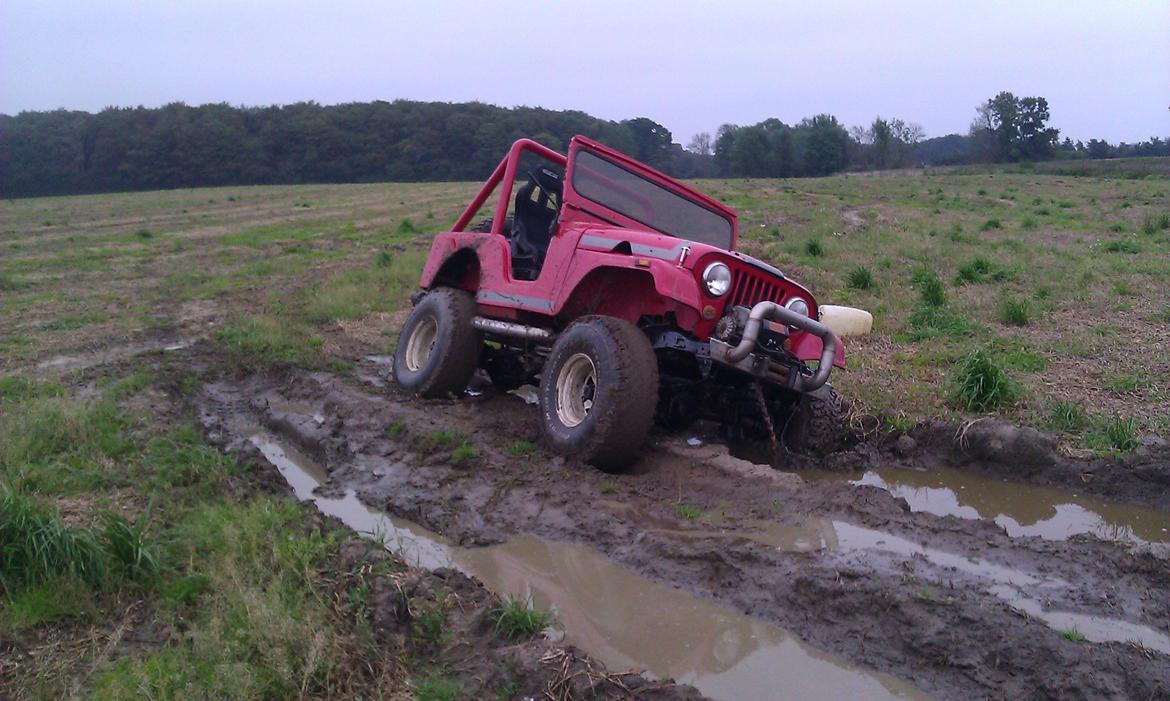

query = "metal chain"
[750,381,779,463]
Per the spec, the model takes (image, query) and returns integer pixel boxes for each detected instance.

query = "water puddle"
[248,432,932,701]
[987,585,1170,655]
[831,521,1058,588]
[809,467,1170,544]
[267,399,326,425]
[32,338,196,373]
[602,500,1170,653]
[601,501,832,553]
[508,384,539,405]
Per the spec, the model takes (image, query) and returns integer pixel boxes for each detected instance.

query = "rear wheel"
[539,316,658,470]
[783,384,846,456]
[393,287,481,398]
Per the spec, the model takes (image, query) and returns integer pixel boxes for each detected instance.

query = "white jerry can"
[819,305,873,337]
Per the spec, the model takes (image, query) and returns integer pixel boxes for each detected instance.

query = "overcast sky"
[3,1,1167,145]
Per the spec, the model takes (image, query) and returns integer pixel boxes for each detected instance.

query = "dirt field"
[2,167,1168,700]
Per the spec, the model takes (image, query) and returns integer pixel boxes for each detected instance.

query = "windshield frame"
[569,147,735,250]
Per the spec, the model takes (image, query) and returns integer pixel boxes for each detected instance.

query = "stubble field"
[2,160,1168,700]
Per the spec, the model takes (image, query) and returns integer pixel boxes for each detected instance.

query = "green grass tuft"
[0,273,30,291]
[421,431,460,452]
[997,296,1030,326]
[911,269,947,307]
[0,396,133,493]
[492,596,553,640]
[1142,212,1170,235]
[955,257,997,285]
[1049,402,1086,432]
[904,307,977,341]
[949,348,1019,411]
[1102,239,1140,254]
[1062,626,1086,643]
[215,315,323,370]
[507,440,535,456]
[412,604,448,652]
[0,376,64,403]
[450,443,477,464]
[0,490,158,596]
[415,676,461,701]
[845,266,876,290]
[980,218,1002,231]
[100,511,160,580]
[1095,416,1138,451]
[673,503,703,521]
[804,237,824,257]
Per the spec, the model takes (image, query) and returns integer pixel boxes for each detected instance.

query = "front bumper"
[708,301,840,392]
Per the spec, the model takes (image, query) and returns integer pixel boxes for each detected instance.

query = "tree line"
[1,94,1165,198]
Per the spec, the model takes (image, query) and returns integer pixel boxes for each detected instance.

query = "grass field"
[3,164,1168,443]
[2,163,1168,698]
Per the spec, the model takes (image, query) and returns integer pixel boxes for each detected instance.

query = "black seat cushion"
[510,166,562,280]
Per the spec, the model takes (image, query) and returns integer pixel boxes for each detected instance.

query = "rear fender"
[419,232,505,291]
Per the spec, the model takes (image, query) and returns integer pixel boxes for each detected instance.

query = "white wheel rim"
[555,353,596,428]
[403,316,438,372]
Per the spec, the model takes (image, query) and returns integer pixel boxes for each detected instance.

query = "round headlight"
[702,262,732,297]
[786,297,810,318]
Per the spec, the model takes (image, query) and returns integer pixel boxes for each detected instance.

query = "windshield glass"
[573,149,733,249]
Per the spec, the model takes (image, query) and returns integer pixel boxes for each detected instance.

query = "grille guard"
[710,301,839,392]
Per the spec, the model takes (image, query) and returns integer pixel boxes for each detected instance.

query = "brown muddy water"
[807,466,1170,544]
[248,432,934,701]
[601,482,1170,656]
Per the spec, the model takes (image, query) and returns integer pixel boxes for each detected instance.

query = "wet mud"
[199,364,1170,701]
[250,433,928,701]
[806,467,1170,544]
[833,420,1170,512]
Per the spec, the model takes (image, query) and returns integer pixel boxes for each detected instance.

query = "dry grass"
[3,170,1167,444]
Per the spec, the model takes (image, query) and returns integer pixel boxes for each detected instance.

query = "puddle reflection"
[810,467,1170,543]
[249,432,931,701]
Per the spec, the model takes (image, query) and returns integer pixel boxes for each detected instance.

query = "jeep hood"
[576,226,788,278]
[576,226,730,268]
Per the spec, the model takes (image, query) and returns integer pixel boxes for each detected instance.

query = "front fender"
[554,249,704,320]
[789,330,847,369]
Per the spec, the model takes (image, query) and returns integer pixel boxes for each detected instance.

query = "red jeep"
[394,136,846,469]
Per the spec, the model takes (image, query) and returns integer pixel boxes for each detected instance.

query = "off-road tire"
[393,287,482,398]
[783,384,845,456]
[539,316,659,471]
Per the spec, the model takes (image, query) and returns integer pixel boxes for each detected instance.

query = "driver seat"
[510,166,563,280]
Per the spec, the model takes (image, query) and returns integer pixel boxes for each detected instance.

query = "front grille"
[729,269,785,308]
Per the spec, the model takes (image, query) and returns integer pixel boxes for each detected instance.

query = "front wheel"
[783,384,846,456]
[539,316,659,471]
[393,287,482,398]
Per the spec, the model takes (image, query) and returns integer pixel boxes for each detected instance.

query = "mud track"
[199,363,1170,701]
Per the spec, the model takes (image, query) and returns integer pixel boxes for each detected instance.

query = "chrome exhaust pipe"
[725,301,839,392]
[472,317,555,342]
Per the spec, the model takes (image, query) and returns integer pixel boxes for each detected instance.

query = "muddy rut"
[199,362,1170,701]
